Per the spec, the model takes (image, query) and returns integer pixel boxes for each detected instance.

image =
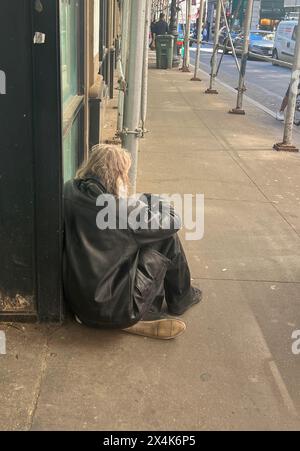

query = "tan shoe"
[123,318,186,340]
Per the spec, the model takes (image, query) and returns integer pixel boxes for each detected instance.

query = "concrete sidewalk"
[2,62,300,431]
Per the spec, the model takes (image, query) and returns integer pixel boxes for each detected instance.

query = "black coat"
[63,177,181,328]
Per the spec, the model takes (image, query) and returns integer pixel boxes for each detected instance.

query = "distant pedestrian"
[154,13,169,38]
[150,17,156,50]
[205,21,210,41]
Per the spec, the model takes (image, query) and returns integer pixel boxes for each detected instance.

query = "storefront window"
[59,0,84,181]
[63,116,80,182]
[60,0,80,103]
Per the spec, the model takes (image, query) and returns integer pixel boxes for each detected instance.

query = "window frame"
[59,0,85,180]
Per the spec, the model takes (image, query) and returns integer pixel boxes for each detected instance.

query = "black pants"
[137,234,193,320]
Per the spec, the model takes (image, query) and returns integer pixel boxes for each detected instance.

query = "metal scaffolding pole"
[117,0,130,135]
[205,0,222,94]
[182,0,191,72]
[169,0,180,67]
[141,0,151,132]
[191,0,205,82]
[122,0,147,192]
[274,17,300,153]
[229,0,254,115]
[219,0,240,73]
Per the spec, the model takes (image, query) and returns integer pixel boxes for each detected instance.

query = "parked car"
[233,30,275,58]
[273,20,298,63]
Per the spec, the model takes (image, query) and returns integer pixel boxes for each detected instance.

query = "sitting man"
[63,144,202,340]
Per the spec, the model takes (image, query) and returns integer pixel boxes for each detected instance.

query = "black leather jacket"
[63,177,181,328]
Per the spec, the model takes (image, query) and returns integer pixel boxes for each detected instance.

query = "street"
[190,44,291,114]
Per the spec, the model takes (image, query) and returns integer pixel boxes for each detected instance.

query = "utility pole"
[205,0,222,94]
[191,0,206,82]
[274,16,300,152]
[122,0,147,192]
[182,0,192,72]
[170,0,180,67]
[229,0,254,114]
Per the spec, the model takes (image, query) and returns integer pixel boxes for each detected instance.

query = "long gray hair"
[76,144,131,196]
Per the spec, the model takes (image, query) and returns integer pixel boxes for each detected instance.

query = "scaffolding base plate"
[191,77,202,82]
[229,108,245,115]
[273,142,299,152]
[205,88,218,94]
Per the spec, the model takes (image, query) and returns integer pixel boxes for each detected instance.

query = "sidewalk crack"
[26,326,62,430]
[26,338,49,431]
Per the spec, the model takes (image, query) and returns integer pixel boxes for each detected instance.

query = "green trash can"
[156,35,174,69]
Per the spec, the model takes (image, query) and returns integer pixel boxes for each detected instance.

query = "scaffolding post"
[219,0,240,73]
[205,0,222,94]
[141,0,151,133]
[170,0,180,67]
[117,0,130,135]
[182,0,191,72]
[122,0,147,192]
[274,17,300,152]
[191,0,205,82]
[229,0,254,115]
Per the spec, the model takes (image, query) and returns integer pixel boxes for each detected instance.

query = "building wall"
[88,0,120,147]
[94,0,100,59]
[179,1,202,22]
[261,0,285,19]
[0,0,121,322]
[285,0,300,7]
[252,0,262,29]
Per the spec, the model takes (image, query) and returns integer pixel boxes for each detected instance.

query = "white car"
[273,20,298,63]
